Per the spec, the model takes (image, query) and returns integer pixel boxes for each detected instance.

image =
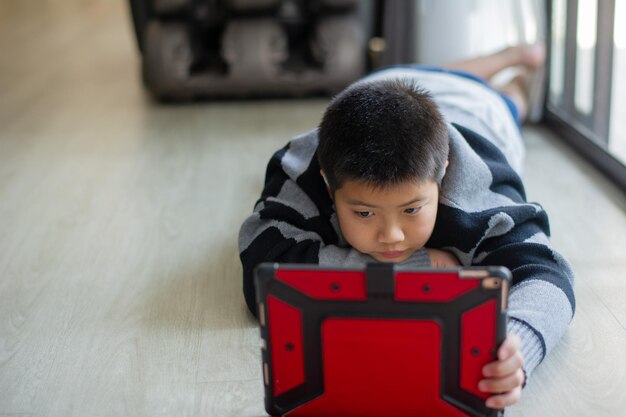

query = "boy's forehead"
[335,179,438,206]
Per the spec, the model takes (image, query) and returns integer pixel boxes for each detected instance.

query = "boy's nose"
[378,223,404,244]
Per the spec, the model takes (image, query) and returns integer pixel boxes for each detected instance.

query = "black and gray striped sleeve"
[429,125,576,377]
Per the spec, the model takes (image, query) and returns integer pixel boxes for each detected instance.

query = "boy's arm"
[239,195,371,315]
[433,125,576,379]
[484,238,574,379]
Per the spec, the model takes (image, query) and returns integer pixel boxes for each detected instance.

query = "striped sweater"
[238,70,575,377]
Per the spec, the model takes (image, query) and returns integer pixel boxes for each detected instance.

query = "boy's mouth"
[378,250,407,260]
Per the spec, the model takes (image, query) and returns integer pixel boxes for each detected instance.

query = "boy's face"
[332,178,440,263]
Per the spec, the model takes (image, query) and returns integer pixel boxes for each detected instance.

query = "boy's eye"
[356,211,374,218]
[404,207,422,215]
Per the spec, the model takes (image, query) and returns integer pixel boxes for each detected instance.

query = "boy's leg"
[496,74,529,122]
[442,45,545,81]
[443,45,546,123]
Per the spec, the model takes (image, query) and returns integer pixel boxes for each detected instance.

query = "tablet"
[254,263,510,417]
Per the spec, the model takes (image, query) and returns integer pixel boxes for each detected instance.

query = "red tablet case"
[254,263,510,417]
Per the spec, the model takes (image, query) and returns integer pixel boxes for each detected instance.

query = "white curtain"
[414,0,546,66]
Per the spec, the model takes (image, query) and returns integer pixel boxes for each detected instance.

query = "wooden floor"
[1,1,625,416]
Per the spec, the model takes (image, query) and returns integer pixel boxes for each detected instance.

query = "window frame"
[544,0,626,192]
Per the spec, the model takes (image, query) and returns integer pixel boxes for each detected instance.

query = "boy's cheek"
[338,221,370,251]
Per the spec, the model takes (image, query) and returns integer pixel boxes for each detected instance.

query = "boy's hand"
[425,248,460,267]
[480,333,526,409]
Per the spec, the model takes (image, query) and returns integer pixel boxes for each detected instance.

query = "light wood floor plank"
[1,1,625,417]
[507,277,626,417]
[194,380,265,417]
[522,126,626,265]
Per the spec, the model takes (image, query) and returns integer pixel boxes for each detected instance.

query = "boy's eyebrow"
[346,196,428,208]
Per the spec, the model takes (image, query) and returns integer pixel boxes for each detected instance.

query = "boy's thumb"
[498,333,521,360]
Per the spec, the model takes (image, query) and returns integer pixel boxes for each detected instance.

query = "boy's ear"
[320,170,333,200]
[440,160,450,182]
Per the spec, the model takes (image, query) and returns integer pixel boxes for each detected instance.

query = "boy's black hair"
[317,78,449,193]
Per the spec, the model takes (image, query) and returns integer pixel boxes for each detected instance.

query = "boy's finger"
[485,386,523,409]
[479,369,525,393]
[482,351,524,377]
[498,333,521,360]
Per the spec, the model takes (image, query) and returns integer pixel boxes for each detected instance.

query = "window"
[546,0,626,191]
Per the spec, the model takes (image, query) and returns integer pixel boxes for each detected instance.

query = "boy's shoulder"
[265,129,335,219]
[276,129,319,182]
[442,124,527,207]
